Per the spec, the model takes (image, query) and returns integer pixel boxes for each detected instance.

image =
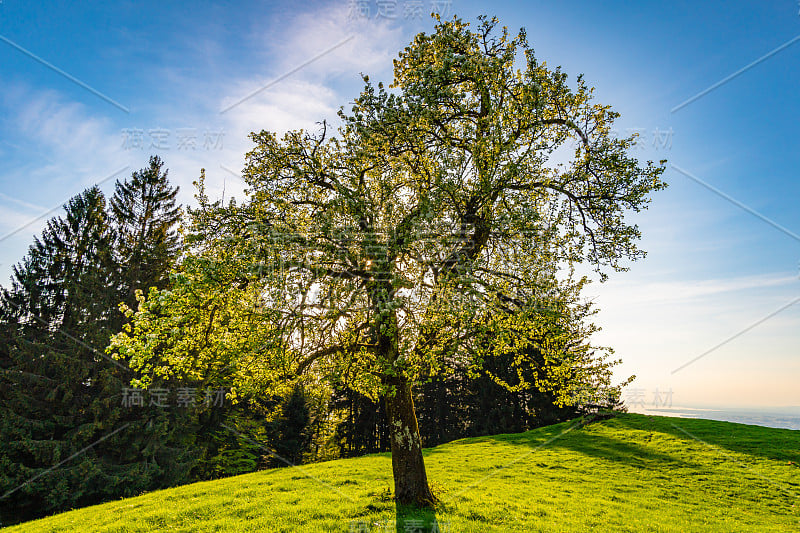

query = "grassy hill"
[4,414,799,532]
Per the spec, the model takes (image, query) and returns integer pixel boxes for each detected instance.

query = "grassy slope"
[4,414,799,532]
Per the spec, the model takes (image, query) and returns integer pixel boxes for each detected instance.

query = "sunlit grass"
[4,414,799,532]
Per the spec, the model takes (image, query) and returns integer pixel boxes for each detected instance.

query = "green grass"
[4,414,799,532]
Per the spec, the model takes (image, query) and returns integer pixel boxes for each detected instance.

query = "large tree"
[110,16,665,509]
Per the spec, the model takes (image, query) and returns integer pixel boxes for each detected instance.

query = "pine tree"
[270,384,312,466]
[110,155,181,308]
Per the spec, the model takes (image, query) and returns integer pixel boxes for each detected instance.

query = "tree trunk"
[385,375,436,508]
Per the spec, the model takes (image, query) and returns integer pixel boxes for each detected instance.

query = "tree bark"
[385,375,436,508]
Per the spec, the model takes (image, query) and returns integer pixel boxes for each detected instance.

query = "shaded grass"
[4,414,799,532]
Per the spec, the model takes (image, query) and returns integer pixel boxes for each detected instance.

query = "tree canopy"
[109,15,665,509]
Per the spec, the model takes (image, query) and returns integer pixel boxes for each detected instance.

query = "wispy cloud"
[590,270,800,406]
[592,272,799,306]
[0,2,410,265]
[261,3,404,79]
[0,192,47,213]
[1,84,124,187]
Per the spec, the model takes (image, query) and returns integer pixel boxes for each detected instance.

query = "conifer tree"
[270,384,312,466]
[110,155,181,308]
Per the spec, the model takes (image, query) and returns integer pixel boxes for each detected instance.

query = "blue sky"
[1,0,798,408]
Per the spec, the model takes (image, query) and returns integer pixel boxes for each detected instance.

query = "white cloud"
[260,3,404,80]
[200,4,409,202]
[220,79,340,140]
[0,192,47,213]
[0,205,47,237]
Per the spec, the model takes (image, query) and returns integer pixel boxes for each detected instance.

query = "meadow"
[5,413,799,532]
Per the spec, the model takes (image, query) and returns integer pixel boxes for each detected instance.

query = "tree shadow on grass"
[549,431,695,470]
[478,417,696,471]
[627,414,800,463]
[422,420,578,457]
[394,504,443,533]
[481,414,799,470]
[354,487,445,532]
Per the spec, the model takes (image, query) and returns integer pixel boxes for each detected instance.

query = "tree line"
[0,158,306,524]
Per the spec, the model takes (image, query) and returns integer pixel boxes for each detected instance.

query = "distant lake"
[628,406,800,431]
